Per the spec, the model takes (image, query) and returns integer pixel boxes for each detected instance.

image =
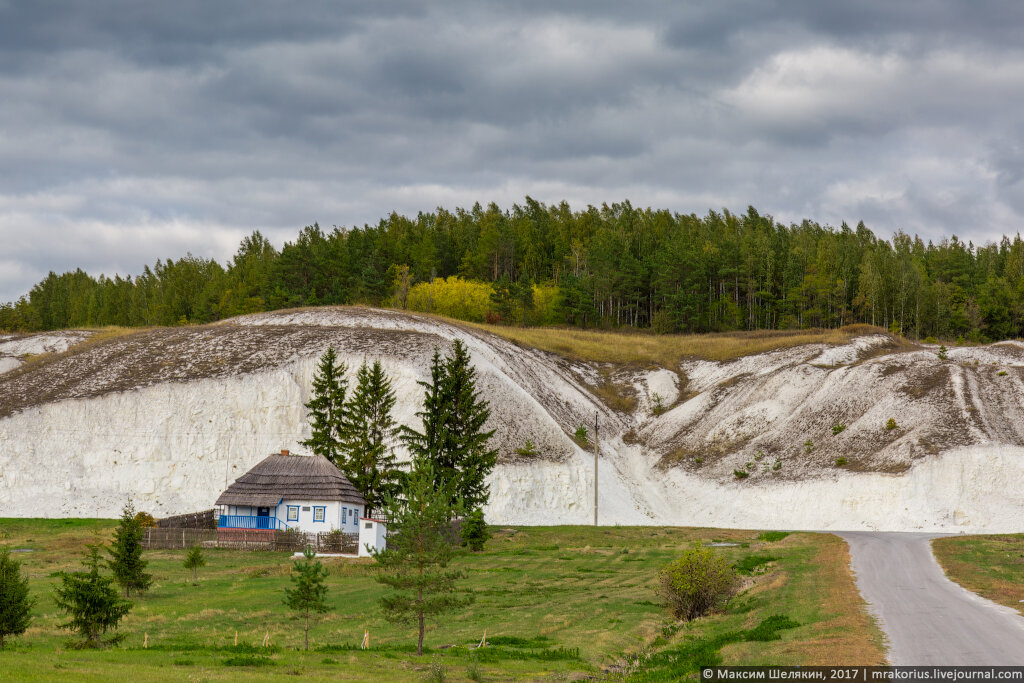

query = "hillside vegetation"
[0,519,884,680]
[4,199,1024,344]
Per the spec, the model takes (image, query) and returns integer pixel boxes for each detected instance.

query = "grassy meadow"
[932,534,1024,615]
[0,520,884,680]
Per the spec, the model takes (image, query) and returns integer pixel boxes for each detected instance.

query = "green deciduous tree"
[183,546,206,586]
[107,500,152,597]
[0,546,35,649]
[374,461,471,655]
[340,359,404,515]
[283,546,330,650]
[54,544,132,647]
[301,347,349,466]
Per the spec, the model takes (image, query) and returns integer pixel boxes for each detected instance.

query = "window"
[313,506,325,523]
[365,522,373,529]
[342,507,347,524]
[302,506,311,511]
[352,508,359,523]
[287,505,299,522]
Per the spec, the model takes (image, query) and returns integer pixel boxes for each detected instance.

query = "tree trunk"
[305,608,310,650]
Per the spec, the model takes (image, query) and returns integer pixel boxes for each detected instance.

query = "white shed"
[358,517,388,557]
[215,450,366,534]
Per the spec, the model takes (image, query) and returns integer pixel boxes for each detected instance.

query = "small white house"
[215,450,366,534]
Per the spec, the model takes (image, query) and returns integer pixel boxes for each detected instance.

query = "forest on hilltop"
[2,199,1022,342]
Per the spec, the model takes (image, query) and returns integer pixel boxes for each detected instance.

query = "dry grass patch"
[462,322,881,367]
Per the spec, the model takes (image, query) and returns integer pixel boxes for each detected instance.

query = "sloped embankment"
[1,307,1023,531]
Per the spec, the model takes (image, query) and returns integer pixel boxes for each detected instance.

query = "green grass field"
[932,534,1024,615]
[0,520,884,680]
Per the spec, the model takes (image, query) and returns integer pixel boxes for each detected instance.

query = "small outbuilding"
[216,449,366,534]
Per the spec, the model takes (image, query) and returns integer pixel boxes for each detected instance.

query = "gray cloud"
[2,1,1024,300]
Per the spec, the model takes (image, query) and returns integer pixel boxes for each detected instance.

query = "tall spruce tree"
[301,347,349,466]
[54,544,132,648]
[0,546,35,649]
[340,359,403,515]
[402,340,497,512]
[373,461,471,655]
[107,500,152,597]
[441,340,498,510]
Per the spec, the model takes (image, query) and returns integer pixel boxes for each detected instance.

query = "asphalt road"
[838,532,1024,665]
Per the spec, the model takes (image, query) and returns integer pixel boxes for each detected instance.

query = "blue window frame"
[351,508,359,524]
[287,505,299,522]
[342,507,347,524]
[313,506,326,523]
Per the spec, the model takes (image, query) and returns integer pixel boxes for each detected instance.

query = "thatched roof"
[216,453,366,508]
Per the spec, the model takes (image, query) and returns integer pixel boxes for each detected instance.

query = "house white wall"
[225,500,364,533]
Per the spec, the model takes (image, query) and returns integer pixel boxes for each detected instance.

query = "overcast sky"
[3,2,1024,302]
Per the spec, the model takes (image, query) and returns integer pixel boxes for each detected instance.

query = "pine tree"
[340,359,404,515]
[373,461,471,655]
[283,546,330,650]
[301,347,349,466]
[107,500,152,597]
[183,546,206,586]
[54,544,132,648]
[0,547,35,649]
[401,341,497,513]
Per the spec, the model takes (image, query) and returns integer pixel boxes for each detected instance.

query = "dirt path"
[838,531,1024,664]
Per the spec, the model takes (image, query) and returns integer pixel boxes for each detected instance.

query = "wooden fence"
[155,509,217,529]
[142,527,359,554]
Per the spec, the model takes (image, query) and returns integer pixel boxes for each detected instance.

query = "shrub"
[133,512,156,528]
[426,657,447,683]
[573,425,589,446]
[885,418,898,431]
[831,424,846,435]
[757,531,790,543]
[515,440,538,457]
[658,543,739,621]
[733,469,749,479]
[923,336,938,344]
[733,554,777,575]
[835,457,848,467]
[803,439,814,453]
[998,371,1008,376]
[460,509,491,552]
[938,345,948,360]
[772,460,782,471]
[650,392,666,416]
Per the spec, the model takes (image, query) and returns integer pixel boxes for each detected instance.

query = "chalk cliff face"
[2,307,1023,532]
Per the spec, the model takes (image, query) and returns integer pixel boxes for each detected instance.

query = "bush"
[923,336,938,344]
[460,509,491,552]
[998,370,1008,376]
[772,460,782,471]
[658,543,739,621]
[515,441,538,457]
[938,345,948,360]
[885,418,898,431]
[835,457,848,467]
[733,469,749,479]
[831,424,846,435]
[803,439,814,453]
[757,531,790,543]
[650,392,666,416]
[133,512,156,528]
[573,425,589,446]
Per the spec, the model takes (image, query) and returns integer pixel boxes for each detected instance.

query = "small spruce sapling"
[284,545,330,651]
[108,500,152,597]
[0,546,35,649]
[183,546,206,586]
[937,345,948,360]
[54,544,132,648]
[885,418,898,431]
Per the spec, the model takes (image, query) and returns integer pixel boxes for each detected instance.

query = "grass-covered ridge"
[0,519,884,680]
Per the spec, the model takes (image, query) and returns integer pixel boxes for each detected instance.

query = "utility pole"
[593,411,599,526]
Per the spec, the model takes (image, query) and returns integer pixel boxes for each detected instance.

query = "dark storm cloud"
[2,1,1024,300]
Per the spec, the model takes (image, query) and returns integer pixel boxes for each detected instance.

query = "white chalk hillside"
[1,307,1023,532]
